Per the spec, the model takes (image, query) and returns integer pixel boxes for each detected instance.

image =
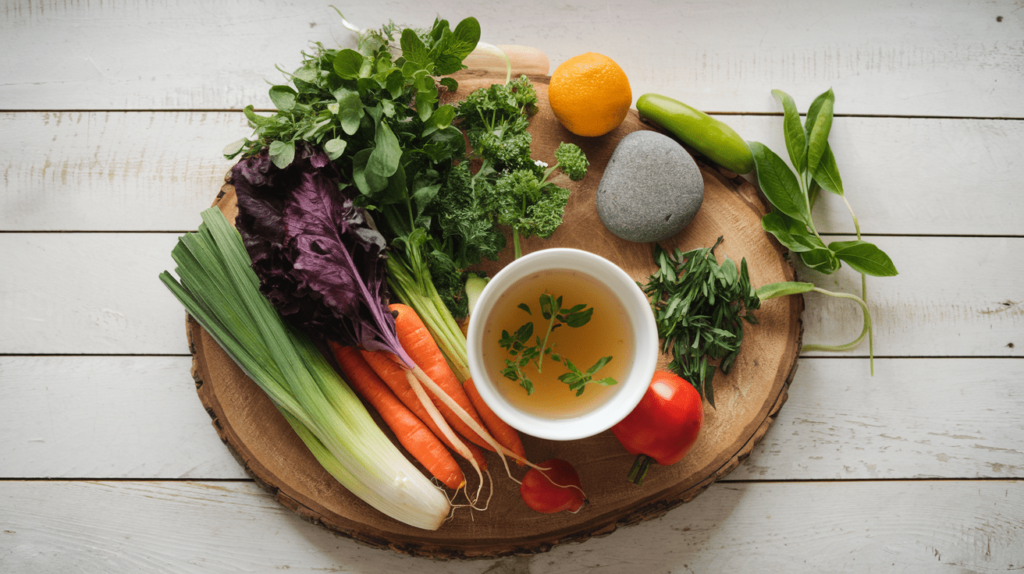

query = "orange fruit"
[548,52,632,137]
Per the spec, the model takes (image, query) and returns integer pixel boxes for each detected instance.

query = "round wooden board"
[188,74,802,559]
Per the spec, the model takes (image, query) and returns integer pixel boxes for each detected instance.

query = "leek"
[160,207,449,530]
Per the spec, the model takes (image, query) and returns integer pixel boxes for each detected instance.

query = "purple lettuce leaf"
[230,142,413,367]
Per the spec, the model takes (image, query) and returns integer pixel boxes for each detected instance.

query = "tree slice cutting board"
[188,74,802,559]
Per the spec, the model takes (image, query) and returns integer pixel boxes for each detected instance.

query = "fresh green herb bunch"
[749,88,898,374]
[455,76,590,258]
[225,16,486,382]
[749,89,897,278]
[224,17,480,170]
[424,160,506,319]
[499,294,616,396]
[642,237,760,408]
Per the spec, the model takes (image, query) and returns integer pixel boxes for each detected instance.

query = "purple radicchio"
[230,142,413,367]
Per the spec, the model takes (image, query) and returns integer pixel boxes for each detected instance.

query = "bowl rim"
[466,248,658,441]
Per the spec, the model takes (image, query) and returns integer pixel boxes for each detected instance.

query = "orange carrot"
[360,348,489,472]
[389,303,492,451]
[330,343,465,489]
[465,377,526,465]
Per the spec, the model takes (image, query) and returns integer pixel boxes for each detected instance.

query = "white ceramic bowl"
[466,248,658,441]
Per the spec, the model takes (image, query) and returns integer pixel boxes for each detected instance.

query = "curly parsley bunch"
[455,76,590,258]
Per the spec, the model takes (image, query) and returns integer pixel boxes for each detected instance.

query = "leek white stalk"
[160,207,449,530]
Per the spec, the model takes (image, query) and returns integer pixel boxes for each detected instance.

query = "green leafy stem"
[749,88,899,375]
[498,293,617,396]
[757,282,872,368]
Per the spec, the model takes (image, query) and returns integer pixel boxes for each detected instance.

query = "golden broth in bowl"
[467,248,658,441]
[481,269,634,419]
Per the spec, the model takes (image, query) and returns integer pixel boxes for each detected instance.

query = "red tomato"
[519,458,587,514]
[612,370,704,485]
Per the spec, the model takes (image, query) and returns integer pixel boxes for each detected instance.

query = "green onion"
[159,207,450,530]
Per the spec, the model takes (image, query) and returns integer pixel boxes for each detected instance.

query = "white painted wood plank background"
[2,480,1021,573]
[3,112,1022,235]
[3,357,1021,481]
[2,234,1020,356]
[2,0,1022,117]
[0,357,241,480]
[2,0,1022,570]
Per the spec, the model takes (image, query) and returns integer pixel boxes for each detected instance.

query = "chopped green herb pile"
[642,237,760,408]
[499,294,616,396]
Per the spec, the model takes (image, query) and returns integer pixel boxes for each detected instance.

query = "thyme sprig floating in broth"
[499,293,617,397]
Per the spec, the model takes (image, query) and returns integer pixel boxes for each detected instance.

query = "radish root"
[412,366,589,498]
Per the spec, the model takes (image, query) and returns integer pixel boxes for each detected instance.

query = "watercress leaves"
[223,138,246,159]
[324,138,347,160]
[269,85,298,112]
[447,18,482,61]
[399,29,430,68]
[422,104,455,137]
[336,92,363,135]
[268,140,295,169]
[367,121,401,178]
[333,49,364,80]
[352,148,386,195]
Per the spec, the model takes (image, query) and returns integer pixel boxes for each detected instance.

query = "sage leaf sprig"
[749,88,898,374]
[642,237,760,409]
[498,294,616,396]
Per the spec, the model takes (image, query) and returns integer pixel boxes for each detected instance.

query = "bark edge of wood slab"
[187,74,803,559]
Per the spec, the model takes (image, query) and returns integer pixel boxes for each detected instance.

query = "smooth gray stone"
[596,131,704,243]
